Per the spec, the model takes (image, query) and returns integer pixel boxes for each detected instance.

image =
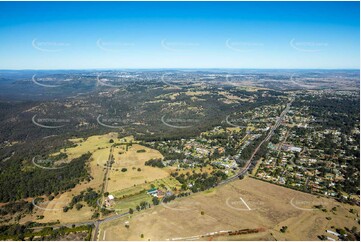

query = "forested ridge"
[0,153,91,202]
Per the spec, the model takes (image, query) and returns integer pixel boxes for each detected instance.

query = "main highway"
[219,97,294,185]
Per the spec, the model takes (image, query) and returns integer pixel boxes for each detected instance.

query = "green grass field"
[112,192,152,211]
[112,177,181,198]
[112,185,147,198]
[152,177,181,191]
[109,177,182,211]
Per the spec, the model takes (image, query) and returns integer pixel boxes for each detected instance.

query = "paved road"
[220,97,294,185]
[36,97,294,240]
[92,97,294,240]
[92,212,130,240]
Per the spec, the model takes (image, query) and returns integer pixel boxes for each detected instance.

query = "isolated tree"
[152,197,159,206]
[75,203,83,210]
[129,208,134,214]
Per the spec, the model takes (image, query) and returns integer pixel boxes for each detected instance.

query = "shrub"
[280,226,288,233]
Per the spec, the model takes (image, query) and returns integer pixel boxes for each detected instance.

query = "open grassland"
[29,133,119,224]
[151,176,182,190]
[106,144,167,193]
[165,165,214,176]
[30,135,171,224]
[100,177,359,241]
[51,132,118,160]
[219,91,249,101]
[226,127,242,132]
[112,193,152,212]
[112,177,181,199]
[155,91,210,101]
[184,91,211,96]
[236,85,269,91]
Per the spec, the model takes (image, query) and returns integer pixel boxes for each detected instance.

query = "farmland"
[106,144,167,193]
[19,133,172,225]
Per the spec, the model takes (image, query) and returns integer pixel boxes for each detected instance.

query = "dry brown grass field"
[106,144,166,193]
[99,177,359,241]
[33,135,115,223]
[22,133,117,224]
[25,134,170,224]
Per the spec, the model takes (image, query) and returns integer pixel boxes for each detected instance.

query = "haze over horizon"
[0,1,359,69]
[0,68,360,71]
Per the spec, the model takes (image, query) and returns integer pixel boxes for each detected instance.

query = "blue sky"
[0,1,359,69]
